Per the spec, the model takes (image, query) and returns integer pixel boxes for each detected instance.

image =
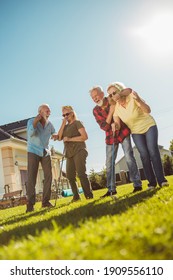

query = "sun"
[131,11,173,57]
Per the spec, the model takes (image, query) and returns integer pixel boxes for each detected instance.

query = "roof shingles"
[0,118,30,141]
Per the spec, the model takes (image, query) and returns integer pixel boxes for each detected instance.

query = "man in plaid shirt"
[89,86,142,197]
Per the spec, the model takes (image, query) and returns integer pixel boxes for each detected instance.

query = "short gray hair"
[38,103,50,113]
[89,85,104,95]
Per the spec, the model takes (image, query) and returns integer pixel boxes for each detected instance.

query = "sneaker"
[161,181,169,187]
[147,186,156,190]
[86,196,93,200]
[100,190,117,198]
[42,201,53,208]
[133,186,142,193]
[109,191,117,196]
[71,197,81,203]
[26,203,34,213]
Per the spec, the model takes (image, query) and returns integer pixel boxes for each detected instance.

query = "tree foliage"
[89,168,106,190]
[169,140,173,156]
[162,154,173,175]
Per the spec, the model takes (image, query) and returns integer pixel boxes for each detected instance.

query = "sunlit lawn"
[0,176,173,260]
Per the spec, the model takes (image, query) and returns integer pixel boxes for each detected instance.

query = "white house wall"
[115,146,169,174]
[0,135,63,196]
[0,149,5,197]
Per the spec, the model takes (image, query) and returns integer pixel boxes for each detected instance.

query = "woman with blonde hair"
[107,82,169,189]
[53,106,93,201]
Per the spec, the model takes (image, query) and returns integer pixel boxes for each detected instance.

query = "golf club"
[110,131,118,201]
[54,148,65,207]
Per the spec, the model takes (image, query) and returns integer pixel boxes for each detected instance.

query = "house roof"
[0,118,30,133]
[0,118,30,141]
[0,128,12,140]
[0,118,63,157]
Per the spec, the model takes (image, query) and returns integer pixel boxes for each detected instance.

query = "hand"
[51,134,59,141]
[35,114,42,121]
[63,136,70,142]
[121,88,132,95]
[131,91,141,102]
[115,122,120,130]
[111,122,120,132]
[62,118,67,125]
[111,123,116,132]
[40,111,48,121]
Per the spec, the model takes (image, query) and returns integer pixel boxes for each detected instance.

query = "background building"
[115,145,171,183]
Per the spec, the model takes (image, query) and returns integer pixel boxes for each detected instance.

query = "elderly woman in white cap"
[107,82,169,189]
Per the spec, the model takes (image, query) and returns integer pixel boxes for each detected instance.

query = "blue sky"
[1,0,173,172]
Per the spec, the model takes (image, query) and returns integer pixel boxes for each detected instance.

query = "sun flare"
[132,12,173,57]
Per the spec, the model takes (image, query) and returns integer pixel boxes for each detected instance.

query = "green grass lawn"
[0,176,173,260]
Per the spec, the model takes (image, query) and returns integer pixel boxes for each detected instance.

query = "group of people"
[26,104,93,212]
[26,82,169,213]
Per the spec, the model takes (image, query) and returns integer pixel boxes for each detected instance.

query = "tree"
[99,167,107,188]
[89,168,104,190]
[162,154,173,175]
[169,140,173,156]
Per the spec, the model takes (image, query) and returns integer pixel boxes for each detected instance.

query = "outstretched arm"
[118,88,151,113]
[131,91,151,113]
[112,88,132,102]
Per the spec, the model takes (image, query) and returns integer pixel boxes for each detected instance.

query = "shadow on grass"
[0,200,71,227]
[0,188,160,245]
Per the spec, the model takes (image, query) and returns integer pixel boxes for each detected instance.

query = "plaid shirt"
[93,98,130,145]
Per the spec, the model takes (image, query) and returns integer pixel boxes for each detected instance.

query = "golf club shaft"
[54,148,65,206]
[111,131,115,196]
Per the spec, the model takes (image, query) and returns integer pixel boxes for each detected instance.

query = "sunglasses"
[109,91,119,98]
[62,112,71,117]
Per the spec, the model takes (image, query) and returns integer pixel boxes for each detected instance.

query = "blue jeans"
[132,125,167,187]
[106,135,141,192]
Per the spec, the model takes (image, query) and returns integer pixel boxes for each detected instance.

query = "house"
[115,145,171,182]
[0,118,67,198]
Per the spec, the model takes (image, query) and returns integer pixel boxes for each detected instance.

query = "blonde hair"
[62,105,77,120]
[38,103,50,113]
[107,82,126,106]
[107,82,126,93]
[62,105,74,111]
